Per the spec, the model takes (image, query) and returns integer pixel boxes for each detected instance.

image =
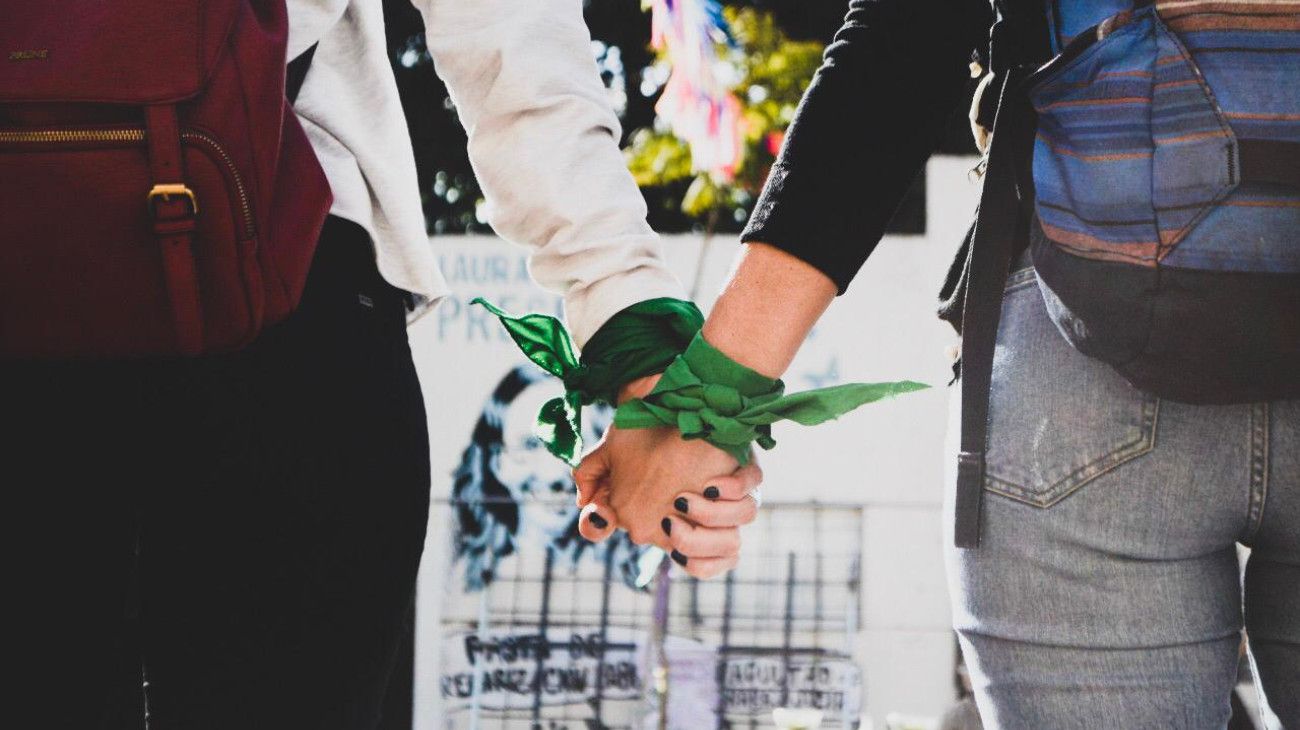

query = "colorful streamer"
[647,0,745,181]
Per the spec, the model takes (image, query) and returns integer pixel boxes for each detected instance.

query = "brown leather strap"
[145,104,204,356]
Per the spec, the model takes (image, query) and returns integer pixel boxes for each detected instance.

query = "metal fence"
[432,497,865,729]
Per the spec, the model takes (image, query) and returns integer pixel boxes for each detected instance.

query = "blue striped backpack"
[953,0,1300,547]
[1028,0,1300,403]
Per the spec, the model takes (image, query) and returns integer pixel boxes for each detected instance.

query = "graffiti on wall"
[416,244,867,728]
[439,628,645,711]
[448,364,653,592]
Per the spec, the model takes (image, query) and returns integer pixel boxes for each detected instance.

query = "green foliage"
[626,127,694,188]
[624,7,824,225]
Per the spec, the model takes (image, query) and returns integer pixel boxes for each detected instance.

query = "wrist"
[473,296,698,466]
[701,319,787,380]
[617,373,661,405]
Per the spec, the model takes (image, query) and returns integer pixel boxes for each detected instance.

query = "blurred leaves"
[626,128,695,188]
[624,6,824,226]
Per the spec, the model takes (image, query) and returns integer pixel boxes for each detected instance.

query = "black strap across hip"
[954,68,1038,549]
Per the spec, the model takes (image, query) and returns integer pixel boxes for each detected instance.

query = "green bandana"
[472,297,704,466]
[614,332,929,465]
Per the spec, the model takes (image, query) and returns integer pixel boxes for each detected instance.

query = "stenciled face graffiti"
[494,380,581,540]
[451,365,649,591]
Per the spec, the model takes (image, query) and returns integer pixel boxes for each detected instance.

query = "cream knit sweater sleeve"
[416,0,687,345]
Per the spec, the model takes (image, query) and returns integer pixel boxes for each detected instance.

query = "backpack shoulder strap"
[953,68,1037,548]
[990,0,1053,72]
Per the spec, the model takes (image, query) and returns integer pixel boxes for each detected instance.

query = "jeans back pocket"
[985,269,1160,508]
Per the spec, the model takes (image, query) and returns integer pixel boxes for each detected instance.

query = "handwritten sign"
[439,628,645,711]
[721,658,862,718]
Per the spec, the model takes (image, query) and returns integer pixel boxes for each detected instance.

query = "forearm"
[613,241,911,468]
[702,243,837,379]
[615,242,833,404]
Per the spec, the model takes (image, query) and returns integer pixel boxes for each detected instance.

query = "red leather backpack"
[0,1,332,359]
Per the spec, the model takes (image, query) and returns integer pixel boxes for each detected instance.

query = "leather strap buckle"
[957,450,986,474]
[954,451,987,549]
[148,183,199,216]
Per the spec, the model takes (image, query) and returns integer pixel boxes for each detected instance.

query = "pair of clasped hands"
[572,372,763,579]
[570,242,842,579]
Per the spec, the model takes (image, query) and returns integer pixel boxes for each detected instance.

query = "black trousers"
[5,218,431,729]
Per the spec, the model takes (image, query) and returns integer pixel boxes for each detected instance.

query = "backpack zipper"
[0,128,145,144]
[182,131,256,240]
[0,127,255,240]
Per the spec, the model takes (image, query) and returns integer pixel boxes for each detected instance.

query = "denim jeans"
[946,260,1300,729]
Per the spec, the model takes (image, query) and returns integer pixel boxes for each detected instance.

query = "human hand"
[573,374,763,578]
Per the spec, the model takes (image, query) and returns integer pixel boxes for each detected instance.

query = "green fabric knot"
[560,364,592,399]
[473,297,704,467]
[475,297,928,469]
[615,332,930,465]
[702,383,743,416]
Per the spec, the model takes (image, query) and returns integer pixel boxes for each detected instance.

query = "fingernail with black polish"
[674,497,689,514]
[671,549,688,566]
[661,517,672,536]
[704,486,720,500]
[589,512,608,529]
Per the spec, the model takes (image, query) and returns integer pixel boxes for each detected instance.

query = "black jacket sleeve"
[740,0,994,294]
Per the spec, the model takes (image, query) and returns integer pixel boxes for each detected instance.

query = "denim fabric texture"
[945,257,1300,728]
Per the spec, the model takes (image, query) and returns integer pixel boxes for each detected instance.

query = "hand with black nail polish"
[574,422,763,579]
[574,421,736,550]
